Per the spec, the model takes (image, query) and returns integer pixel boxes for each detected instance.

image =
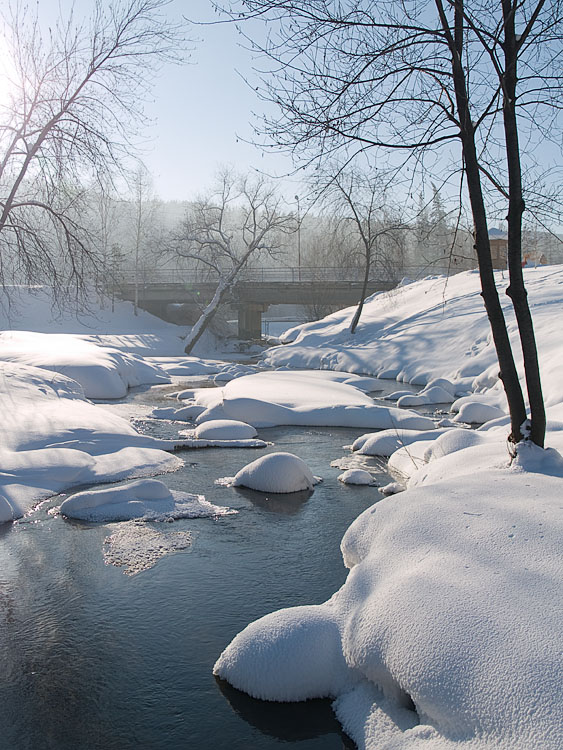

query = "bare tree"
[314,166,407,332]
[213,0,563,449]
[0,0,185,305]
[128,162,162,315]
[171,170,294,354]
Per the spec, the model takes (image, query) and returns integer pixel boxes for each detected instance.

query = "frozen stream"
[0,374,425,750]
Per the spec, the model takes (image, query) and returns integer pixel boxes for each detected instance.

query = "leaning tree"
[170,170,294,354]
[212,0,563,448]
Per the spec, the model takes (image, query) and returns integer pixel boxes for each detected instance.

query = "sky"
[139,1,300,202]
[6,0,299,204]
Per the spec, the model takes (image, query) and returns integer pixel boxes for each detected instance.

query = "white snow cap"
[60,478,235,522]
[233,452,319,493]
[193,419,258,440]
[337,469,375,485]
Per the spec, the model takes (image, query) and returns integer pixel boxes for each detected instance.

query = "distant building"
[488,228,508,269]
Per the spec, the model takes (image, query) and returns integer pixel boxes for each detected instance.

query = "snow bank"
[60,478,235,522]
[232,452,320,493]
[187,371,435,430]
[214,270,563,748]
[0,362,181,521]
[215,459,563,749]
[262,267,563,423]
[0,331,169,399]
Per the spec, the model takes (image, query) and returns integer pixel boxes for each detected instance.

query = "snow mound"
[379,482,404,496]
[191,371,435,430]
[0,362,181,521]
[453,401,506,424]
[0,330,169,399]
[352,428,449,456]
[233,452,320,493]
[193,419,258,440]
[213,605,355,701]
[60,478,236,522]
[337,469,375,485]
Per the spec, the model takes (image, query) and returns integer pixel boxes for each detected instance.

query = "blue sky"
[140,1,298,201]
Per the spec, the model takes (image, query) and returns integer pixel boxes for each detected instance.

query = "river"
[0,372,423,750]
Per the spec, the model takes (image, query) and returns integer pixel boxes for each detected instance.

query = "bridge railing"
[114,265,438,286]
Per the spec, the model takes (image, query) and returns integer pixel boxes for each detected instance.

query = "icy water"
[0,375,422,750]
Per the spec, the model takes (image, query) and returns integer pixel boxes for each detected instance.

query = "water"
[0,376,413,750]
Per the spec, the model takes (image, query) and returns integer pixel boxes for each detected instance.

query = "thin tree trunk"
[501,0,546,447]
[350,251,371,333]
[183,279,229,355]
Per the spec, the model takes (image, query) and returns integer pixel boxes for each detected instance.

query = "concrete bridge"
[114,267,401,338]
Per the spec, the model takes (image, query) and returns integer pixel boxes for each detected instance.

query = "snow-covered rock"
[453,401,506,424]
[337,469,375,485]
[352,428,449,456]
[190,371,436,430]
[193,419,258,440]
[0,362,181,521]
[232,452,320,493]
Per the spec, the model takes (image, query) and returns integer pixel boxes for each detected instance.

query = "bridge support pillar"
[238,303,268,339]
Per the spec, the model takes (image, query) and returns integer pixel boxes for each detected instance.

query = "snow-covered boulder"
[352,428,448,456]
[193,419,257,440]
[233,452,319,493]
[191,370,436,430]
[453,401,506,424]
[337,469,375,485]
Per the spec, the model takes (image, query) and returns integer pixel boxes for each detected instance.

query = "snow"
[337,469,375,485]
[0,363,181,522]
[215,457,563,749]
[452,401,506,424]
[192,419,258,440]
[352,428,449,456]
[186,371,436,430]
[232,452,320,493]
[0,330,170,399]
[263,267,563,423]
[59,478,236,522]
[4,268,563,748]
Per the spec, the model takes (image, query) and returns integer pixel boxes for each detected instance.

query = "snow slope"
[264,266,563,419]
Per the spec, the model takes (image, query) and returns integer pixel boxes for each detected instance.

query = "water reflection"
[216,677,356,747]
[234,486,313,515]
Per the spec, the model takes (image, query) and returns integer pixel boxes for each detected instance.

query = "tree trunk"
[350,251,371,333]
[183,279,229,355]
[501,0,546,447]
[437,0,527,442]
